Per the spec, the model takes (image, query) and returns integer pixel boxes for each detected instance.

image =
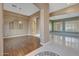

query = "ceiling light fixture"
[18,21,22,24]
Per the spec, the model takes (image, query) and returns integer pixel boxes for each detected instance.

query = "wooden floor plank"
[4,36,41,56]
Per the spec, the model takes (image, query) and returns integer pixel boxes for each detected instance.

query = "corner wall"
[0,3,3,56]
[3,10,29,38]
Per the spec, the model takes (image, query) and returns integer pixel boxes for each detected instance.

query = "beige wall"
[3,11,29,38]
[3,10,40,38]
[28,12,40,35]
[36,18,40,34]
[0,3,3,56]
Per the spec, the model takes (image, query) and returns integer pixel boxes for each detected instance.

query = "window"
[18,21,23,29]
[9,21,14,29]
[53,22,63,31]
[52,17,79,33]
[32,19,37,34]
[65,20,79,32]
[9,20,23,30]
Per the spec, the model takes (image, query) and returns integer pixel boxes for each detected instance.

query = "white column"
[0,3,3,56]
[40,4,49,45]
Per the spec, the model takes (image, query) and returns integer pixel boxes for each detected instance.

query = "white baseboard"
[4,34,40,39]
[4,34,27,38]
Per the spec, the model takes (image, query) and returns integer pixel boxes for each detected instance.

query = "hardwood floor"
[4,36,41,56]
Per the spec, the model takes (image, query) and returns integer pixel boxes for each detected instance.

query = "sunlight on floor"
[50,34,79,49]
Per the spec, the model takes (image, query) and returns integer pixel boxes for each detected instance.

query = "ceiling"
[3,3,77,16]
[3,3,40,16]
[49,3,76,13]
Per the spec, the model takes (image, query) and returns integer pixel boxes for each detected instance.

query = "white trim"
[4,34,40,39]
[4,34,27,38]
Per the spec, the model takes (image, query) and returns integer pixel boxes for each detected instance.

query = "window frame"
[52,17,79,34]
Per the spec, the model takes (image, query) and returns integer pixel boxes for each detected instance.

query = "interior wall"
[3,10,29,38]
[0,3,3,56]
[28,12,40,35]
[36,18,40,34]
[27,18,33,35]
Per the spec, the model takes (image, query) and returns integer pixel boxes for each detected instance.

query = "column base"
[40,41,51,46]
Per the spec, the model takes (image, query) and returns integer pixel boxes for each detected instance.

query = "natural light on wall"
[32,18,37,35]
